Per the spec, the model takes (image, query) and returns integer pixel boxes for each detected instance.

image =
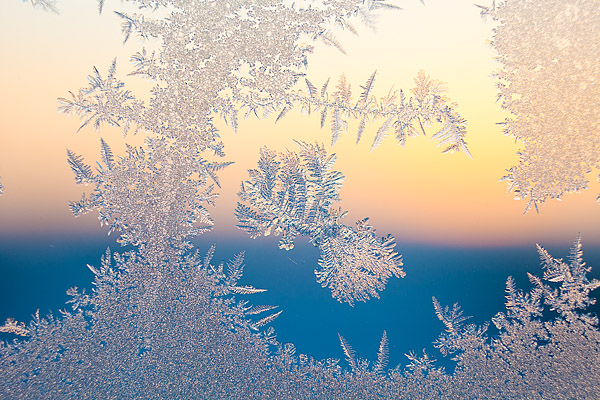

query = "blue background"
[1,232,599,370]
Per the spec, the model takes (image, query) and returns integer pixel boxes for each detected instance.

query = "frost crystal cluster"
[67,137,231,251]
[56,0,470,158]
[480,0,600,212]
[4,0,599,398]
[2,238,599,398]
[425,236,600,399]
[236,141,404,305]
[53,0,466,303]
[1,247,288,398]
[58,0,413,153]
[289,71,470,154]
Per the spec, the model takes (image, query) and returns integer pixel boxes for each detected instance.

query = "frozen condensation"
[24,0,58,13]
[2,238,599,398]
[3,0,598,398]
[54,0,465,305]
[480,0,600,212]
[279,71,470,154]
[67,137,231,250]
[54,0,471,157]
[236,141,405,305]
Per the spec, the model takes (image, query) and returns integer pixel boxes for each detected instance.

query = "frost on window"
[2,236,599,397]
[58,0,393,150]
[236,141,405,305]
[10,0,599,398]
[421,236,600,398]
[52,0,454,304]
[479,0,600,213]
[0,176,3,196]
[0,247,288,398]
[56,1,469,158]
[53,0,459,307]
[66,137,231,250]
[24,0,58,14]
[338,330,390,374]
[277,71,471,154]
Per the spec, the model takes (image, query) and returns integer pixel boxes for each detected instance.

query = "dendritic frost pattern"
[1,247,287,399]
[24,0,58,13]
[2,238,599,398]
[338,330,389,373]
[57,1,469,159]
[530,235,600,323]
[276,70,471,155]
[426,236,600,399]
[53,0,450,311]
[59,1,403,151]
[236,141,405,305]
[67,137,231,250]
[480,0,600,212]
[5,0,599,398]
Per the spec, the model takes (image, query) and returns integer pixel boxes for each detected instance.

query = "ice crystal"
[429,237,600,399]
[57,1,469,158]
[0,176,3,196]
[67,137,231,251]
[236,141,405,305]
[481,0,600,212]
[2,239,598,398]
[0,247,287,399]
[58,1,404,149]
[24,0,58,14]
[0,318,29,337]
[54,0,452,307]
[270,71,471,155]
[5,1,598,398]
[58,58,223,156]
[530,234,600,322]
[54,1,469,270]
[338,331,389,373]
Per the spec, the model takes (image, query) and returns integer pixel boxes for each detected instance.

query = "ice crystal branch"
[6,1,599,397]
[373,330,389,374]
[236,142,404,305]
[65,0,405,148]
[58,60,225,156]
[1,219,600,398]
[404,349,440,375]
[529,234,600,323]
[432,298,487,358]
[0,318,29,337]
[428,237,600,398]
[433,298,471,334]
[58,60,142,135]
[233,70,471,156]
[60,1,467,159]
[68,138,231,251]
[338,331,388,373]
[24,0,58,14]
[497,276,543,323]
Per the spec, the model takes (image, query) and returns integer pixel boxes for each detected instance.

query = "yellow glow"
[1,0,599,246]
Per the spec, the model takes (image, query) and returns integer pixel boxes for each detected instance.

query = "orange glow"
[1,0,599,246]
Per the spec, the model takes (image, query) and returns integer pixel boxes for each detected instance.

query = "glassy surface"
[1,1,599,398]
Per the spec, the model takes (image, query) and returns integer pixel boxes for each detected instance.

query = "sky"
[1,0,599,247]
